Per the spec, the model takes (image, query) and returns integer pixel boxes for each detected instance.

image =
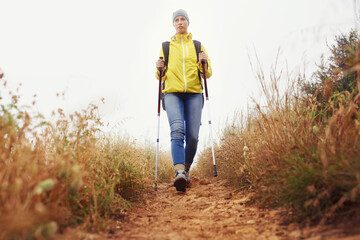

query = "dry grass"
[195,49,360,222]
[0,82,173,239]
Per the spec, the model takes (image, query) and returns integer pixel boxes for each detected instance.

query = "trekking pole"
[155,57,164,191]
[201,54,218,177]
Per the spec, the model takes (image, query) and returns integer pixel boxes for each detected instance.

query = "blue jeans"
[164,93,203,166]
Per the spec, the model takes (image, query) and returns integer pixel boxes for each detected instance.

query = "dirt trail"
[60,177,360,240]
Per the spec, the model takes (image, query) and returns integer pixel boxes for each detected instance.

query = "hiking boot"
[173,170,187,192]
[184,169,191,187]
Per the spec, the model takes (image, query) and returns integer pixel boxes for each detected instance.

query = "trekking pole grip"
[201,60,207,74]
[158,57,163,71]
[157,57,163,115]
[200,51,207,66]
[200,52,209,98]
[200,52,208,82]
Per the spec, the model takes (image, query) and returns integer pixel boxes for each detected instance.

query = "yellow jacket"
[156,33,212,94]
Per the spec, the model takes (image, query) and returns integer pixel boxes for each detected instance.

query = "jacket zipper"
[181,35,187,92]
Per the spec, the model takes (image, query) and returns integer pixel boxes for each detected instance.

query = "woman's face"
[173,16,188,34]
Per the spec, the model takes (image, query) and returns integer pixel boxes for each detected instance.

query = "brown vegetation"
[0,84,173,239]
[195,31,360,223]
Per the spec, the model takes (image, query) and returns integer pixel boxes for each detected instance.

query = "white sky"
[0,0,355,155]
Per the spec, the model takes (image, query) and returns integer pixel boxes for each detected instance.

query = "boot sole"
[174,177,187,192]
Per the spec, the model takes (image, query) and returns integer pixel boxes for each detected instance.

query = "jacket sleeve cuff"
[156,67,167,79]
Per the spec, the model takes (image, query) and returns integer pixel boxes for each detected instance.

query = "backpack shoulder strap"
[193,40,203,90]
[193,40,201,62]
[162,41,170,67]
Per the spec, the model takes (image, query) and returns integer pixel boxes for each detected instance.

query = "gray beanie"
[172,9,189,24]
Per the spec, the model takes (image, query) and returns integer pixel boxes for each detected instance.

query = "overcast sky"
[0,0,356,154]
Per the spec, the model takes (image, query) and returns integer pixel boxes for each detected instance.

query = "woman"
[155,9,212,192]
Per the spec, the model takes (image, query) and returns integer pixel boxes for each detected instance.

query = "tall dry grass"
[0,82,173,239]
[196,36,360,222]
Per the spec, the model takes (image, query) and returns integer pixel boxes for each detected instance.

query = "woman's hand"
[199,52,208,63]
[156,59,165,70]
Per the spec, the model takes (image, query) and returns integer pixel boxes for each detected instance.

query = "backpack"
[161,40,204,111]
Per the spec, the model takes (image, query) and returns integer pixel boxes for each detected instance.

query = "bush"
[301,30,360,121]
[0,81,173,239]
[196,31,360,222]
